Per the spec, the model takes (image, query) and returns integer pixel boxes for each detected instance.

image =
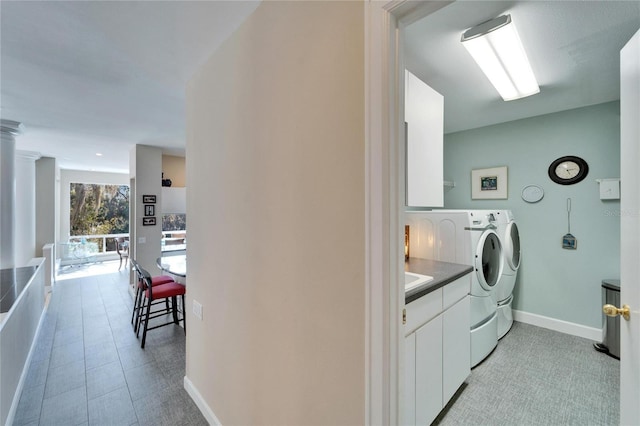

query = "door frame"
[619,28,640,425]
[367,2,640,424]
[365,2,452,424]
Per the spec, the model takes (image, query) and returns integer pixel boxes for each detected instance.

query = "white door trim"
[364,2,396,424]
[365,2,452,424]
[619,28,640,426]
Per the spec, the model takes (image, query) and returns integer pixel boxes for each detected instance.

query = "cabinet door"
[405,70,444,207]
[443,275,470,311]
[442,295,471,403]
[161,187,186,214]
[404,333,416,426]
[415,314,443,425]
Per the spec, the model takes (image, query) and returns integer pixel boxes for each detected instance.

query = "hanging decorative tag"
[562,233,577,250]
[562,198,577,250]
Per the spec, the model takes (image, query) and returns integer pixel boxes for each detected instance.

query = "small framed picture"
[142,217,156,226]
[471,166,508,199]
[481,176,498,191]
[142,195,156,203]
[144,204,155,217]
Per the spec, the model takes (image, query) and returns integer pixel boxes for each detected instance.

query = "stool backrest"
[136,265,154,297]
[130,259,142,279]
[130,259,139,273]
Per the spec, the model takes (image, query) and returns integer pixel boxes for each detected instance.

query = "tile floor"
[14,261,620,425]
[12,263,207,426]
[434,321,620,425]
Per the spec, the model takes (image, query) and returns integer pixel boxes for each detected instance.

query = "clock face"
[549,156,589,185]
[555,161,580,178]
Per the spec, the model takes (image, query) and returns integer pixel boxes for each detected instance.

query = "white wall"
[58,169,129,245]
[36,157,57,257]
[185,2,365,424]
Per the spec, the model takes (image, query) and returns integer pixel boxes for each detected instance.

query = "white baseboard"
[513,309,602,342]
[5,302,48,426]
[184,375,222,425]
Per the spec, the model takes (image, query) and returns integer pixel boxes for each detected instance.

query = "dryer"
[493,210,521,339]
[406,210,504,367]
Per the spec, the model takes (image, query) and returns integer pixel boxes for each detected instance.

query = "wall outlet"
[192,300,203,320]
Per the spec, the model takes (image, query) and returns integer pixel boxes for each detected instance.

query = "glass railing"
[60,233,129,263]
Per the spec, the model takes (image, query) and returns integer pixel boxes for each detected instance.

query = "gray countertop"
[405,257,473,304]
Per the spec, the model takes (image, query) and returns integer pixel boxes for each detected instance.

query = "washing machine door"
[504,221,521,271]
[475,230,504,291]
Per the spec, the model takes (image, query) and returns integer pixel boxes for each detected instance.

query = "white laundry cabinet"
[404,275,470,425]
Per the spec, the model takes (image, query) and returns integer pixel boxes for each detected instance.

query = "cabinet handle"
[403,308,406,325]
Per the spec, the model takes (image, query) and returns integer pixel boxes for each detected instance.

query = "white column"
[0,120,23,269]
[15,151,40,266]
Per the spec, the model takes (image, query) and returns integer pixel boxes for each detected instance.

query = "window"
[162,213,186,232]
[69,183,129,251]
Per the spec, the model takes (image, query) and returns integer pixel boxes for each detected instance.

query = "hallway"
[12,268,206,425]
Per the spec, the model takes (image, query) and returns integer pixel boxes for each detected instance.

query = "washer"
[493,210,521,339]
[405,210,503,367]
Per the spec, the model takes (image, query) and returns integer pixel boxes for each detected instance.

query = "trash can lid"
[602,279,620,291]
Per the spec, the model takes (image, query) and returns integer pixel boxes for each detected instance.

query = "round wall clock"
[548,156,589,185]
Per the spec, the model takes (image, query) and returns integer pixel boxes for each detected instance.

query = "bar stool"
[130,259,175,331]
[136,265,186,348]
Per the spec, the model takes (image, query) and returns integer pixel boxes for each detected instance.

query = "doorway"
[391,1,638,424]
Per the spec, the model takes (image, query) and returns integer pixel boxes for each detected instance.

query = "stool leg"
[182,294,186,335]
[141,297,151,348]
[137,294,147,338]
[131,285,140,325]
[134,288,145,333]
[172,296,179,324]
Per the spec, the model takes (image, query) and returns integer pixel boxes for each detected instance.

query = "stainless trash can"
[594,279,621,359]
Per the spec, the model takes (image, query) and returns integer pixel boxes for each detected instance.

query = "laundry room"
[443,102,620,333]
[401,1,639,425]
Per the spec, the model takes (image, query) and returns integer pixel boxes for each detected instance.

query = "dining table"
[156,254,186,280]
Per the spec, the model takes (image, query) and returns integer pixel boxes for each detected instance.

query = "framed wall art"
[142,195,156,203]
[471,166,508,199]
[142,217,156,226]
[144,204,155,217]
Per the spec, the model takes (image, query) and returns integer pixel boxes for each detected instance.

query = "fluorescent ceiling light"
[461,14,539,101]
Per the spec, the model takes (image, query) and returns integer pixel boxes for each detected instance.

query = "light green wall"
[444,101,620,328]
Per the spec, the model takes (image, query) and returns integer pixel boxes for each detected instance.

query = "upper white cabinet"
[405,70,444,207]
[162,187,186,213]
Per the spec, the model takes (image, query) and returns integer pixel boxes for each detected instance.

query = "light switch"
[138,237,146,244]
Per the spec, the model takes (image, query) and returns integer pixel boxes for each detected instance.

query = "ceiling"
[1,0,260,173]
[404,1,640,134]
[2,1,639,173]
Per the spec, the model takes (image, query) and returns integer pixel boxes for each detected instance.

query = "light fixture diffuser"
[461,14,539,101]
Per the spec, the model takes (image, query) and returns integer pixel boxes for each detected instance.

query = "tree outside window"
[70,183,129,251]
